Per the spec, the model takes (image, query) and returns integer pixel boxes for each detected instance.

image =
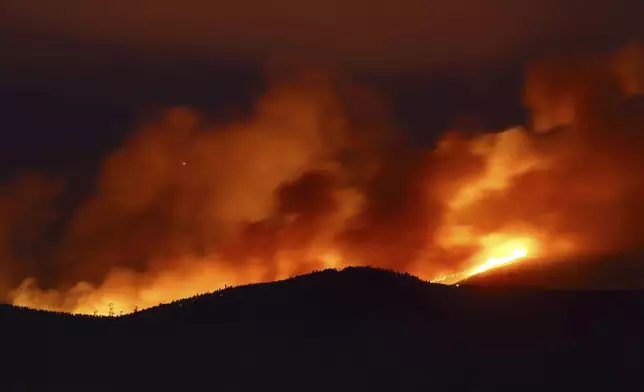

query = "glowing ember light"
[430,235,539,285]
[466,246,528,277]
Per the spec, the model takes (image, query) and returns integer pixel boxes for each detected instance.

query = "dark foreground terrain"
[2,266,643,391]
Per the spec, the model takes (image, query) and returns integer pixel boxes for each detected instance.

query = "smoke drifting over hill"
[5,45,644,314]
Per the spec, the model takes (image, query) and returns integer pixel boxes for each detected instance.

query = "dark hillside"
[127,267,448,321]
[2,267,643,391]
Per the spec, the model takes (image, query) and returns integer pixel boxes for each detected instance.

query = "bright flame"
[430,234,539,285]
[467,246,527,277]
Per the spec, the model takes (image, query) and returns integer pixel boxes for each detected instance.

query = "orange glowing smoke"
[5,45,644,315]
[6,121,556,315]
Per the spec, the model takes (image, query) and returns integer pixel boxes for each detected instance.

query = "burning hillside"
[4,45,644,315]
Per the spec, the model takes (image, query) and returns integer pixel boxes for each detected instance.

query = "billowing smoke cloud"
[517,44,644,253]
[7,71,395,313]
[6,45,644,314]
[0,172,63,293]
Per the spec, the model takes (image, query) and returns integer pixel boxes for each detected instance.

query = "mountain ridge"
[1,266,643,389]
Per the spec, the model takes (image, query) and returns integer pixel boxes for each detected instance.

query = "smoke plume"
[6,45,644,314]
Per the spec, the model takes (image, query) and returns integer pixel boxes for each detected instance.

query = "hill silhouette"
[2,266,643,391]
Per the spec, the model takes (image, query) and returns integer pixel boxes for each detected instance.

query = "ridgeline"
[2,266,642,390]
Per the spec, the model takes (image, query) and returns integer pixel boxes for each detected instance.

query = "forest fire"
[469,247,528,277]
[4,44,644,315]
[466,242,528,277]
[429,235,538,284]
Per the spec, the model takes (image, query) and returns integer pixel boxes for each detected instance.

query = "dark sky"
[1,0,643,178]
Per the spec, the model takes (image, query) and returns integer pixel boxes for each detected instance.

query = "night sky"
[2,0,643,180]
